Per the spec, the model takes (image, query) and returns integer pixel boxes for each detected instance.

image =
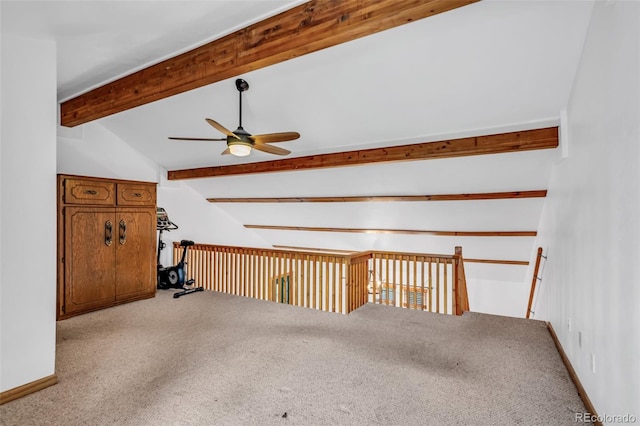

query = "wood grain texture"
[207,190,547,203]
[464,258,529,266]
[273,245,357,254]
[454,245,469,314]
[0,375,58,405]
[245,224,536,237]
[169,127,558,180]
[526,247,544,318]
[60,0,478,127]
[274,245,528,264]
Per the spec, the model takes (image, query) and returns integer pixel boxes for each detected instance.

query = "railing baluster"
[444,258,449,315]
[420,257,425,311]
[384,253,389,305]
[436,258,441,314]
[338,259,343,313]
[217,247,222,292]
[416,255,420,310]
[429,259,433,312]
[334,257,338,312]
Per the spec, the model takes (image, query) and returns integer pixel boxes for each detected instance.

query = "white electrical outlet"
[591,354,596,373]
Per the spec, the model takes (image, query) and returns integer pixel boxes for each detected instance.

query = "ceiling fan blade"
[205,118,240,139]
[221,147,231,155]
[250,132,300,144]
[168,137,226,141]
[253,142,291,156]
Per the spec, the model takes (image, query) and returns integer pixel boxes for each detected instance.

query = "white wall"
[58,122,159,183]
[533,1,639,419]
[58,122,270,268]
[0,35,57,392]
[467,278,529,318]
[156,179,271,267]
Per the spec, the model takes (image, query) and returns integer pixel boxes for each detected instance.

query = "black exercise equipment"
[156,207,204,298]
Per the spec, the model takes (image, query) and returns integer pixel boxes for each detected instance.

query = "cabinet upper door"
[117,183,156,206]
[64,178,115,205]
[65,207,116,314]
[115,207,156,300]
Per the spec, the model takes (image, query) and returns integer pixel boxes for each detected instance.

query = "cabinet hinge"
[62,305,65,314]
[61,257,65,264]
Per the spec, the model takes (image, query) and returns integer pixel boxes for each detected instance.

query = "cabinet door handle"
[84,189,98,195]
[105,221,113,246]
[119,220,127,245]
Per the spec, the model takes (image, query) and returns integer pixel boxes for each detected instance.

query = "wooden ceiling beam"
[207,190,547,203]
[169,127,558,180]
[245,224,537,237]
[60,0,479,127]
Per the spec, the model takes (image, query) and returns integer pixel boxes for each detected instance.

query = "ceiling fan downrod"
[235,78,249,129]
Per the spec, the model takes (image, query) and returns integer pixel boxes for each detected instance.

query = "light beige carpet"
[1,290,588,425]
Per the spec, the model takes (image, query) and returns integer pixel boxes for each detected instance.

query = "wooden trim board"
[0,374,58,405]
[246,224,536,237]
[464,258,529,266]
[208,190,547,203]
[546,322,601,426]
[272,245,357,254]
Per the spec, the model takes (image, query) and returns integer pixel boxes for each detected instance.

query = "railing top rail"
[370,250,457,260]
[176,242,459,262]
[175,242,355,260]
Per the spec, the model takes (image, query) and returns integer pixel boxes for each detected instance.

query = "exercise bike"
[156,207,204,299]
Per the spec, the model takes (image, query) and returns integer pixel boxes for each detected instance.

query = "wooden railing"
[368,247,468,315]
[173,243,469,315]
[454,246,470,315]
[526,247,544,319]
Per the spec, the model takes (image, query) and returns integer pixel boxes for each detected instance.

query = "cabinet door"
[115,207,156,300]
[65,207,116,314]
[64,178,115,205]
[117,183,156,206]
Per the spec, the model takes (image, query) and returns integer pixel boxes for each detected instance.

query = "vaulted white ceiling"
[2,1,595,297]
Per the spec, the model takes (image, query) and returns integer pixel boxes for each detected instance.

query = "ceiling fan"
[169,79,300,157]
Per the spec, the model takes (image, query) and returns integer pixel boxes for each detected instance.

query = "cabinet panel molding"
[64,178,115,205]
[117,183,156,206]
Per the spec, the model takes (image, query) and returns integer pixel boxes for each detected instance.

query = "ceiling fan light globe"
[229,142,251,157]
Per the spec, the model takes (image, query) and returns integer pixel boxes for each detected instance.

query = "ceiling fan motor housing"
[235,79,249,92]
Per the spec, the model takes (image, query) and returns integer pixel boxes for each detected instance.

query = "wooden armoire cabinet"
[57,174,157,319]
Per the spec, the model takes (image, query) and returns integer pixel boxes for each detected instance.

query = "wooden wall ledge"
[208,190,547,203]
[246,224,536,237]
